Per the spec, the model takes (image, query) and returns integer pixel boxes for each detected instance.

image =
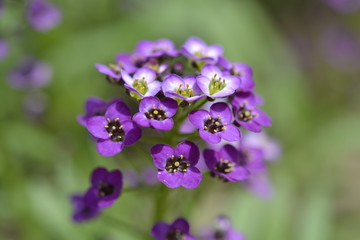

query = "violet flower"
[133,97,178,131]
[244,172,273,200]
[151,141,202,189]
[116,52,145,73]
[0,38,8,61]
[27,0,61,32]
[231,92,271,133]
[71,189,101,222]
[189,102,241,144]
[243,132,281,162]
[8,57,52,90]
[204,144,249,182]
[181,37,223,64]
[121,67,161,98]
[231,63,255,91]
[90,167,123,208]
[197,64,241,98]
[77,97,120,127]
[151,218,195,240]
[162,74,205,102]
[135,38,178,58]
[95,64,123,84]
[200,215,246,240]
[86,100,141,156]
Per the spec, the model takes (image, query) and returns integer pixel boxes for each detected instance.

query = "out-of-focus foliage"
[0,0,359,239]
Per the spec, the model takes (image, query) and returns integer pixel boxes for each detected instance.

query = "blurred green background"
[1,0,360,239]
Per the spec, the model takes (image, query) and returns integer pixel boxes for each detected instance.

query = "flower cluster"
[73,37,280,238]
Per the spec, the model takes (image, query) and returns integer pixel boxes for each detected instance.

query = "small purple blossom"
[197,64,241,98]
[162,74,205,102]
[123,167,158,187]
[116,52,145,73]
[231,63,255,91]
[204,144,249,182]
[95,64,123,84]
[133,97,178,131]
[0,38,8,61]
[189,102,241,144]
[181,37,223,64]
[8,57,52,90]
[231,92,271,133]
[243,132,281,162]
[71,189,101,222]
[136,38,178,58]
[27,0,61,32]
[244,172,273,200]
[89,167,123,208]
[151,218,195,240]
[121,67,161,98]
[86,100,141,156]
[151,141,202,189]
[200,216,246,240]
[77,97,119,127]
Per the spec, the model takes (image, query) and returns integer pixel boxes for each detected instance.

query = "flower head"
[189,102,241,144]
[121,67,161,98]
[151,141,202,188]
[136,38,178,58]
[231,92,271,132]
[151,218,195,240]
[89,167,123,208]
[8,57,52,90]
[71,189,101,222]
[162,74,205,102]
[204,144,249,182]
[0,38,8,61]
[197,65,241,98]
[27,0,61,32]
[133,97,178,131]
[200,215,246,240]
[86,100,141,156]
[181,37,223,64]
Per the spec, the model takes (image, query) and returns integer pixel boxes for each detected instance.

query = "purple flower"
[121,67,161,99]
[244,172,273,200]
[95,64,123,84]
[116,52,145,73]
[71,189,101,222]
[133,97,178,131]
[231,92,271,132]
[151,218,195,240]
[151,141,202,189]
[27,0,61,32]
[8,57,52,90]
[204,144,249,182]
[89,167,123,208]
[136,38,178,58]
[86,100,142,156]
[123,167,158,187]
[200,216,246,240]
[243,132,281,162]
[197,65,241,98]
[0,38,8,61]
[181,37,223,64]
[77,97,119,127]
[162,74,206,102]
[189,102,241,144]
[231,63,255,91]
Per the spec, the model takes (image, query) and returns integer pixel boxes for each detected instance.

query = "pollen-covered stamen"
[132,77,149,95]
[145,106,167,120]
[98,182,115,197]
[209,74,226,95]
[109,64,121,74]
[166,229,185,240]
[105,118,124,142]
[237,101,258,122]
[165,155,190,173]
[204,115,226,133]
[175,83,194,97]
[215,159,235,174]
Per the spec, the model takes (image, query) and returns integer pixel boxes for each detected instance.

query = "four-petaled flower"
[231,92,271,132]
[189,102,241,144]
[136,39,178,58]
[86,100,141,156]
[89,167,123,208]
[133,97,178,131]
[204,144,249,182]
[197,65,241,98]
[152,218,195,240]
[151,141,202,188]
[181,37,223,64]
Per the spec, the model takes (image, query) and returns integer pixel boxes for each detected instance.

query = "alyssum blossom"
[152,218,195,240]
[27,0,61,32]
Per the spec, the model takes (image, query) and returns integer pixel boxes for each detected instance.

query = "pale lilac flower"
[136,38,178,58]
[243,132,281,161]
[181,37,223,64]
[244,172,273,200]
[27,0,61,32]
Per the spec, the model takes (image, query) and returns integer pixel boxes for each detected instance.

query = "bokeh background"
[1,0,360,239]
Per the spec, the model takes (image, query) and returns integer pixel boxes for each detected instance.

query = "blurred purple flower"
[244,172,274,200]
[200,215,246,240]
[27,0,61,32]
[0,38,8,61]
[151,218,195,240]
[71,189,101,222]
[23,92,47,122]
[8,57,52,90]
[243,132,281,162]
[181,37,223,64]
[324,0,360,14]
[123,167,158,187]
[135,38,178,58]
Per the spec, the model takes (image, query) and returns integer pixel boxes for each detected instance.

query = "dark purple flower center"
[204,115,225,133]
[214,230,226,240]
[237,102,257,122]
[215,159,235,174]
[98,182,115,197]
[165,155,190,173]
[145,108,167,121]
[166,229,185,240]
[105,118,125,142]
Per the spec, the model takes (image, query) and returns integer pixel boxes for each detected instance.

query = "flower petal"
[151,144,175,169]
[123,121,142,146]
[210,102,232,123]
[175,141,200,166]
[188,109,209,128]
[86,116,109,139]
[181,167,202,189]
[219,124,241,142]
[96,139,124,156]
[158,170,183,188]
[151,222,170,240]
[199,130,221,144]
[133,112,150,127]
[105,101,131,121]
[150,118,174,131]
